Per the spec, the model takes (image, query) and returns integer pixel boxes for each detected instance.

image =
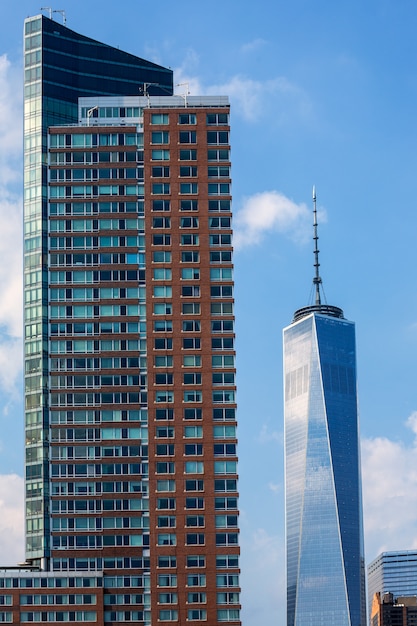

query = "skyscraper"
[283,190,366,626]
[20,13,240,626]
[368,551,417,616]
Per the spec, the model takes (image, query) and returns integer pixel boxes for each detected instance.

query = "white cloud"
[240,38,268,54]
[0,473,24,565]
[258,423,282,445]
[0,55,23,396]
[174,57,311,123]
[233,190,311,249]
[240,527,285,625]
[361,413,417,562]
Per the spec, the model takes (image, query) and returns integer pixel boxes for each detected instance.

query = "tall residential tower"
[20,13,240,626]
[283,190,366,626]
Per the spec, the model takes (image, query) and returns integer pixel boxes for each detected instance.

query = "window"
[218,609,240,621]
[215,496,238,510]
[182,285,200,297]
[153,251,171,262]
[158,533,176,546]
[180,183,198,194]
[157,479,176,492]
[181,217,199,228]
[152,131,169,144]
[158,574,177,586]
[188,591,206,602]
[213,425,236,439]
[159,592,178,603]
[214,443,236,456]
[183,355,201,367]
[188,609,207,620]
[214,461,237,474]
[155,355,173,367]
[156,462,175,474]
[212,337,234,350]
[179,131,197,144]
[154,285,172,297]
[159,609,178,620]
[184,408,202,420]
[186,533,205,545]
[181,267,200,280]
[157,426,175,438]
[182,303,200,315]
[179,113,197,124]
[210,268,233,281]
[208,149,230,161]
[180,149,197,160]
[155,373,173,385]
[209,199,231,212]
[184,390,202,403]
[183,338,201,349]
[212,320,234,333]
[209,234,231,246]
[154,268,172,280]
[210,251,232,263]
[158,556,177,568]
[183,373,202,385]
[156,391,174,403]
[152,149,170,160]
[182,320,200,332]
[212,372,235,386]
[155,338,173,350]
[153,234,171,245]
[211,302,233,315]
[157,515,176,528]
[186,515,205,527]
[208,166,230,178]
[154,302,172,315]
[211,286,233,299]
[185,498,204,510]
[152,183,170,195]
[216,555,239,568]
[207,131,229,144]
[180,166,198,177]
[151,113,169,124]
[216,574,239,587]
[215,514,238,528]
[187,574,206,587]
[182,251,199,262]
[185,425,203,438]
[185,461,204,474]
[156,409,174,420]
[152,166,170,177]
[185,479,204,491]
[180,200,198,211]
[181,234,199,245]
[153,200,171,212]
[213,408,236,421]
[207,113,229,125]
[214,479,237,492]
[185,443,203,455]
[212,355,235,368]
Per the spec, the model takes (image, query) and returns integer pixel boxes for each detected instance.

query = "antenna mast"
[312,185,322,306]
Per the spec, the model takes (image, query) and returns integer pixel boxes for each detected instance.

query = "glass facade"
[284,311,366,626]
[24,14,173,565]
[368,551,417,618]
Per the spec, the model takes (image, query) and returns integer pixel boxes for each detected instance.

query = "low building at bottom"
[0,569,106,624]
[371,592,417,626]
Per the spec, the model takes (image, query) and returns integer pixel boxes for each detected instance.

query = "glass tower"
[24,13,173,566]
[22,14,240,626]
[368,551,417,618]
[283,194,365,626]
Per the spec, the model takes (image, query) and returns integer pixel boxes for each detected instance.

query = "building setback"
[283,191,366,626]
[371,592,417,626]
[15,13,241,626]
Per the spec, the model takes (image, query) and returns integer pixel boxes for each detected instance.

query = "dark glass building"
[283,195,366,626]
[24,14,173,565]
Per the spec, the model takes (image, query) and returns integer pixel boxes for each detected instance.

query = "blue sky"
[1,1,417,623]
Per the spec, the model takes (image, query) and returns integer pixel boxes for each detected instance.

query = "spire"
[312,185,322,306]
[291,187,344,323]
